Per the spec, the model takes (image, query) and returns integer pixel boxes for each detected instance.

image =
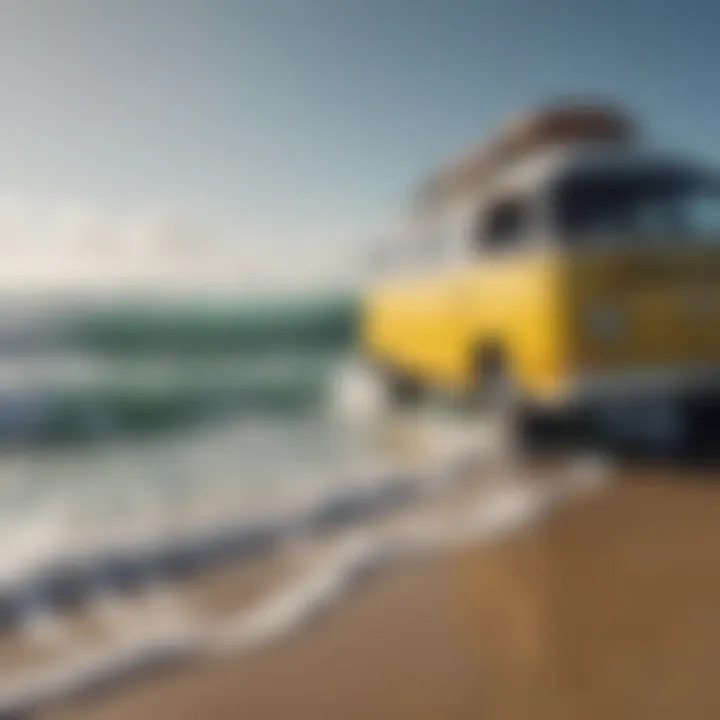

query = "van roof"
[416,103,637,207]
[470,142,705,201]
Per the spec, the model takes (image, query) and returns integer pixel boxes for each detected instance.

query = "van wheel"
[472,347,536,456]
[382,367,424,408]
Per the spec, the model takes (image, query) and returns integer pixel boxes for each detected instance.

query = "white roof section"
[476,141,703,200]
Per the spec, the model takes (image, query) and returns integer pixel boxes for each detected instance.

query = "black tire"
[470,345,517,409]
[471,345,538,455]
[383,367,424,408]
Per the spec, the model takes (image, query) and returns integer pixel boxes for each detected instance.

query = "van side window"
[480,197,529,252]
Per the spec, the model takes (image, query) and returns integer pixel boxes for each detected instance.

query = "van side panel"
[457,253,568,397]
[361,253,569,399]
[360,272,469,389]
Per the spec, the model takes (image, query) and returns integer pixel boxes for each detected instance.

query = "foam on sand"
[0,450,611,717]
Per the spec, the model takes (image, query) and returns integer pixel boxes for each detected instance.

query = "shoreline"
[0,450,602,716]
[36,466,720,720]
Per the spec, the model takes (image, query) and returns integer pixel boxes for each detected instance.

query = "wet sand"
[43,466,720,720]
[0,549,298,682]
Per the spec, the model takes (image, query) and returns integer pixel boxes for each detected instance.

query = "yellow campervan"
[361,103,720,449]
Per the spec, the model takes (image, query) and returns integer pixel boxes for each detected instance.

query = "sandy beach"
[32,463,720,720]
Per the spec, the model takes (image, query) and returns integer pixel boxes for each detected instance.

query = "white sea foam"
[0,449,611,716]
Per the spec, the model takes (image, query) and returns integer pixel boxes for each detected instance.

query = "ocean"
[0,291,380,611]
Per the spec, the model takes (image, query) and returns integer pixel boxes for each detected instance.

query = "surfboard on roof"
[415,101,638,210]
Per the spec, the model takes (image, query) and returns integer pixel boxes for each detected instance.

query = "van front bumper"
[523,364,720,450]
[540,364,720,410]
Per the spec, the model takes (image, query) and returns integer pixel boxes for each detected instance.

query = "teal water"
[0,290,359,444]
[68,292,358,354]
[0,290,382,595]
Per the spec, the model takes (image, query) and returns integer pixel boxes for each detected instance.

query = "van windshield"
[556,166,720,245]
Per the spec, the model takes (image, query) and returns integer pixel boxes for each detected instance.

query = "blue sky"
[0,0,718,286]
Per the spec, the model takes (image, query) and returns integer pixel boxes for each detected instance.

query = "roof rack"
[416,102,637,208]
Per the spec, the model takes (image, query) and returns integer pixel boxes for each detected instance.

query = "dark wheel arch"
[362,353,424,408]
[470,340,515,403]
